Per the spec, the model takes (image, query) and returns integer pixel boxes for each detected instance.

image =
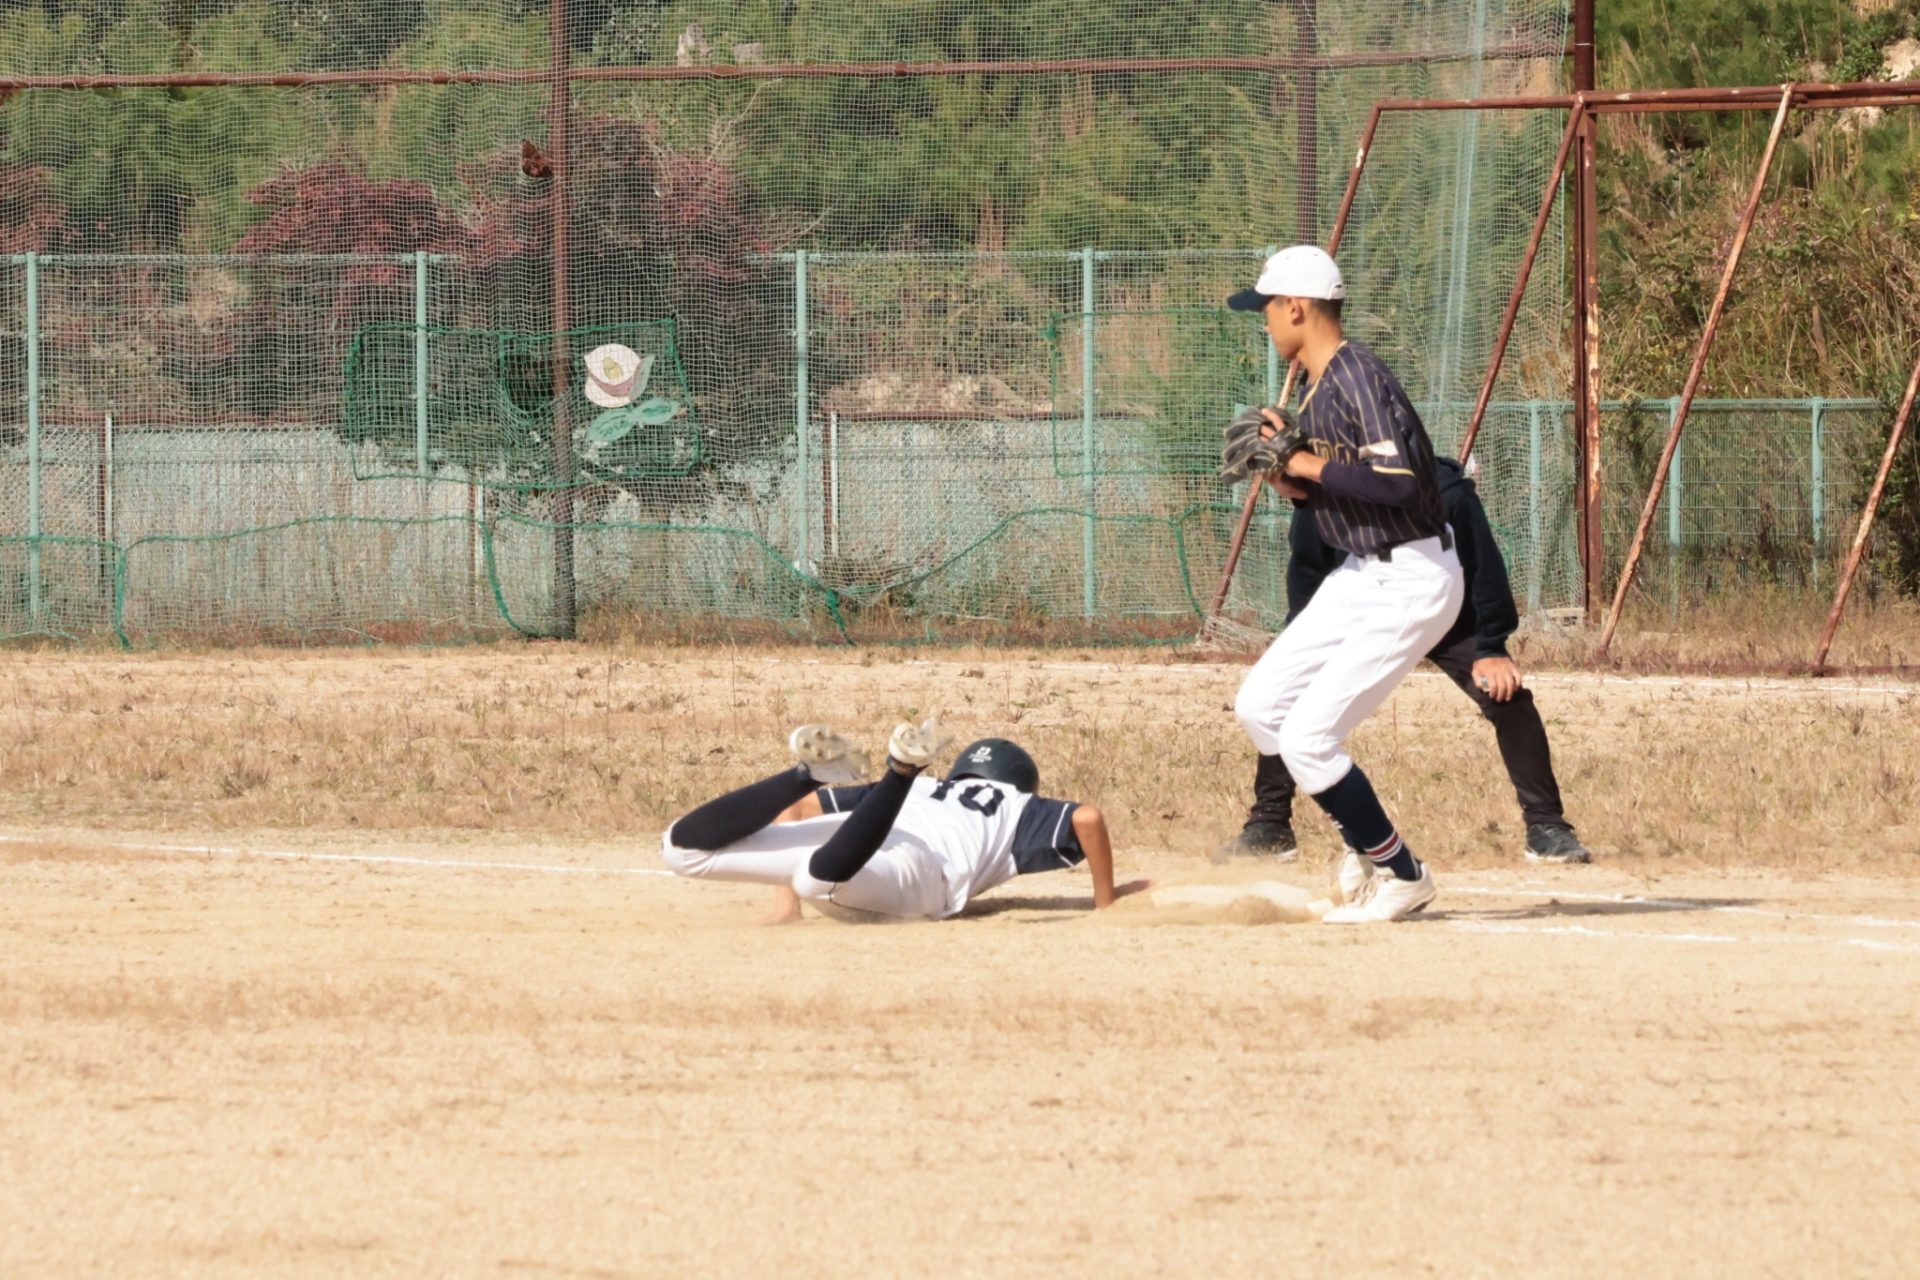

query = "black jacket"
[1284,457,1517,660]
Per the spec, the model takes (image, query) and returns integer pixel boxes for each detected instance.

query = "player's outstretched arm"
[1072,806,1153,908]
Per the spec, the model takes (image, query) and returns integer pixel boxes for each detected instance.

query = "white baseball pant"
[1235,531,1464,794]
[660,814,950,920]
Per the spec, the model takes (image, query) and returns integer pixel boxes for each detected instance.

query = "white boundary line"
[1446,884,1920,931]
[1449,919,1920,955]
[0,833,672,878]
[8,833,1919,950]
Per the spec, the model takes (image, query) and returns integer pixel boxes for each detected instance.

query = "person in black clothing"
[1218,457,1593,867]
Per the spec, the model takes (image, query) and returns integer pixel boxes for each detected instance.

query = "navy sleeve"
[1317,460,1421,508]
[1011,797,1083,875]
[817,783,878,813]
[1313,358,1424,510]
[1285,511,1340,624]
[1446,481,1519,658]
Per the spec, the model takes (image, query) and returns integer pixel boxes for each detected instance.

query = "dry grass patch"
[0,645,1914,874]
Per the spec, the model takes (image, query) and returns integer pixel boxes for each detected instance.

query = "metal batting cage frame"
[1209,74,1920,673]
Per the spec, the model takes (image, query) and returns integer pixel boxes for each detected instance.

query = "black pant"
[1249,633,1569,831]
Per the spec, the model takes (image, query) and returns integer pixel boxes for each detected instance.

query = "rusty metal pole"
[548,0,576,639]
[1457,100,1584,463]
[1596,86,1797,657]
[1813,348,1920,671]
[1205,105,1382,625]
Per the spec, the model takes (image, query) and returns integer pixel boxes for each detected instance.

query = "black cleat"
[1525,823,1593,865]
[1211,820,1299,864]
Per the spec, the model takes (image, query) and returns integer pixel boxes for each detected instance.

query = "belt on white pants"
[1366,524,1453,563]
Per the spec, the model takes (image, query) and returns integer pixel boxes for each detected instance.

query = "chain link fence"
[1,0,1617,645]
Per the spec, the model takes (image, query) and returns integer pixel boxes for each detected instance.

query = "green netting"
[1047,304,1273,479]
[0,0,1654,647]
[484,511,838,639]
[482,500,1288,643]
[116,516,499,645]
[1600,400,1896,606]
[343,321,702,489]
[0,535,116,641]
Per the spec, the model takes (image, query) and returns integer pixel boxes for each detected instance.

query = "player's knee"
[1276,718,1337,790]
[790,868,835,901]
[659,830,711,877]
[1234,681,1276,740]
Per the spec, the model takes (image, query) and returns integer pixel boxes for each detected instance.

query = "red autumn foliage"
[198,124,791,451]
[234,161,492,282]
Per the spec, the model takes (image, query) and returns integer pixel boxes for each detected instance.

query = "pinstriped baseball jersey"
[1294,341,1446,557]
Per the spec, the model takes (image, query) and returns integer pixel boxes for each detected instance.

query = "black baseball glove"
[1219,406,1309,483]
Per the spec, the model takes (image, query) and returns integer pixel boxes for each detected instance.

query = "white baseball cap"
[1227,245,1346,312]
[583,343,652,408]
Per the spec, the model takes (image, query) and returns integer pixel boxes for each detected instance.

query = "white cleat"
[1322,863,1436,924]
[789,724,870,786]
[886,717,950,772]
[1335,847,1373,905]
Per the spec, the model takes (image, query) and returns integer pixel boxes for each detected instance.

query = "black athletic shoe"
[1210,820,1299,864]
[1524,823,1593,865]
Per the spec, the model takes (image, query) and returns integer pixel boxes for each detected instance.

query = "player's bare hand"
[758,886,804,926]
[1281,449,1325,481]
[1472,656,1522,703]
[1101,878,1156,907]
[1268,474,1311,500]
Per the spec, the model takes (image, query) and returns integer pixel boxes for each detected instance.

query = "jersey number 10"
[928,779,1005,816]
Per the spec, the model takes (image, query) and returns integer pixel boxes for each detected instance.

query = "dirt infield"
[3,647,1918,1275]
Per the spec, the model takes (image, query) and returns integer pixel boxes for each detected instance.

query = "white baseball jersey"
[660,775,1084,921]
[819,776,1082,917]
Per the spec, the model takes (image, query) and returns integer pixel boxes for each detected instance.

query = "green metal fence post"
[1666,396,1683,548]
[414,250,430,509]
[1081,245,1097,618]
[794,249,811,575]
[1563,405,1579,592]
[25,251,43,628]
[1809,397,1825,585]
[1527,401,1542,613]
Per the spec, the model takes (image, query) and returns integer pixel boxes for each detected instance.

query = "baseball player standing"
[1290,454,1589,867]
[1215,246,1464,923]
[1278,455,1594,873]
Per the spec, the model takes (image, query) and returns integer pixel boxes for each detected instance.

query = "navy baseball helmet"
[948,738,1040,793]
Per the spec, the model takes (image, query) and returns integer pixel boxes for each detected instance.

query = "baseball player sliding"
[661,721,1151,923]
[1216,246,1464,924]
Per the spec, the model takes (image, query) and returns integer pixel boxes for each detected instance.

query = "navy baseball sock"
[1308,766,1422,881]
[667,765,818,851]
[807,764,918,883]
